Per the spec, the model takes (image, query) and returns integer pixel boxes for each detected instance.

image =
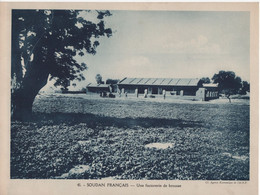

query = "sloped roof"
[202,83,219,88]
[87,83,110,88]
[119,78,200,86]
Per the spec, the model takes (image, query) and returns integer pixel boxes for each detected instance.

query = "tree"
[106,79,119,92]
[212,70,242,102]
[239,81,250,95]
[95,74,104,84]
[106,78,119,85]
[11,10,112,119]
[200,77,210,84]
[81,87,87,93]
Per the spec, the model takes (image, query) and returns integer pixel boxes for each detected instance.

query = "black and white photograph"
[2,3,258,194]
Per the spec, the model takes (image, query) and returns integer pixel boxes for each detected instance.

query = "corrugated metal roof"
[189,79,200,86]
[119,78,200,86]
[153,78,165,85]
[119,78,135,85]
[141,78,151,84]
[161,78,172,85]
[131,78,143,84]
[176,78,191,85]
[145,78,157,85]
[168,78,180,85]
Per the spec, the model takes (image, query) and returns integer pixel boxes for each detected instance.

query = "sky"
[43,10,250,91]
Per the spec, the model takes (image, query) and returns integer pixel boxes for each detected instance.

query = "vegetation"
[11,95,249,180]
[211,71,249,102]
[212,71,242,94]
[200,77,211,84]
[106,79,120,85]
[11,10,112,119]
[95,74,104,84]
[106,79,120,92]
[239,81,250,95]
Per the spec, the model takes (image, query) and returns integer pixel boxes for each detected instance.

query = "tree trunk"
[227,94,231,103]
[11,67,49,121]
[11,13,53,120]
[12,89,37,120]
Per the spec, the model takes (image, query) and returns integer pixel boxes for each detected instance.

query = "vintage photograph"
[10,9,250,181]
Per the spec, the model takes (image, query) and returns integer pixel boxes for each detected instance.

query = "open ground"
[11,94,249,180]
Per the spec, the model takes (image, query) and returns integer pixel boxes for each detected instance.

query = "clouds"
[43,10,250,91]
[104,11,237,56]
[87,11,249,82]
[163,35,221,54]
[107,56,155,78]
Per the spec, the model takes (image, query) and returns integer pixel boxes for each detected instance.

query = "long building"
[86,77,219,101]
[117,77,219,101]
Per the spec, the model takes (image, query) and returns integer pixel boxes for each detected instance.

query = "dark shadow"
[12,112,202,129]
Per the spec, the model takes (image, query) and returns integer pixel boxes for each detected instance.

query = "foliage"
[81,87,87,93]
[11,10,112,118]
[12,9,111,89]
[95,74,104,84]
[106,79,120,85]
[239,81,250,95]
[200,77,210,84]
[212,71,242,95]
[106,79,119,92]
[11,95,249,180]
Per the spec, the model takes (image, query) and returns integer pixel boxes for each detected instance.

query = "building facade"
[86,78,219,101]
[86,83,112,93]
[117,77,219,101]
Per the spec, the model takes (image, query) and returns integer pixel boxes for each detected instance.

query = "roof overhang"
[118,78,200,87]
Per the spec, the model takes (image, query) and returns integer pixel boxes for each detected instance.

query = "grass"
[11,94,249,180]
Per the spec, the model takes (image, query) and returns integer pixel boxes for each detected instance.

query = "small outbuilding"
[86,83,112,94]
[202,83,219,100]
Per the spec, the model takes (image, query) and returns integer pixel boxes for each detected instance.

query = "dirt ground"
[11,93,250,180]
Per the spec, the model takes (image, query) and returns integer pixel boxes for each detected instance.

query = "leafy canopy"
[12,10,112,90]
[212,71,242,94]
[200,77,211,84]
[95,74,104,84]
[106,79,119,85]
